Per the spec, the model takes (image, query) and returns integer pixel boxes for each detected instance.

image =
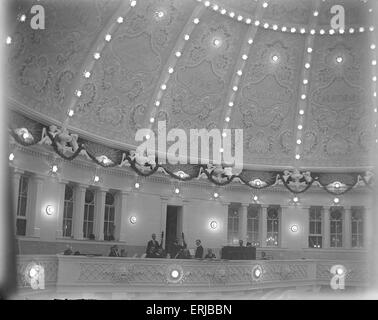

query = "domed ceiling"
[6,0,377,171]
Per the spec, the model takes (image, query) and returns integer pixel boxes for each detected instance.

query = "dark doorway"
[165,205,183,250]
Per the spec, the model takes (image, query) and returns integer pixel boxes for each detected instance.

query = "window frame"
[351,206,364,248]
[227,205,240,245]
[62,184,74,238]
[330,207,343,248]
[16,175,29,236]
[104,192,116,241]
[308,206,323,249]
[83,189,95,239]
[247,205,260,246]
[266,206,280,247]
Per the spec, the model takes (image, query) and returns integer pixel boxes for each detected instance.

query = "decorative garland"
[8,119,375,195]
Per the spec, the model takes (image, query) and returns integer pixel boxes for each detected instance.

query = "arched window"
[227,204,239,245]
[62,185,74,237]
[247,205,260,246]
[330,207,343,248]
[16,175,29,236]
[351,207,364,248]
[104,192,115,241]
[266,206,279,247]
[83,189,95,239]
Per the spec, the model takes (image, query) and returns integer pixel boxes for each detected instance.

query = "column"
[261,205,268,248]
[73,184,87,240]
[94,188,107,241]
[222,202,230,245]
[118,191,130,242]
[56,180,68,238]
[11,169,23,226]
[160,197,168,248]
[239,204,248,243]
[323,206,330,249]
[27,174,45,237]
[344,207,352,249]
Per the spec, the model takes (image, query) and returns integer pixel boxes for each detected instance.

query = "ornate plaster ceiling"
[6,0,377,170]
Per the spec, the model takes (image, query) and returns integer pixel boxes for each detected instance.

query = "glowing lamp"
[210,221,218,229]
[130,216,137,224]
[290,224,299,233]
[46,205,55,216]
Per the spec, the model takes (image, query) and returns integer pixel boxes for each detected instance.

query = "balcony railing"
[15,255,368,295]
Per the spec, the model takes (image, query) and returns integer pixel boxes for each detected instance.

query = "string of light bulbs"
[195,0,374,36]
[146,4,206,131]
[294,1,321,163]
[64,0,137,126]
[222,0,266,138]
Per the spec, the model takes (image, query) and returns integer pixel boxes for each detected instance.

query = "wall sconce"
[130,216,137,224]
[333,197,340,205]
[94,175,100,183]
[134,182,140,189]
[46,205,55,216]
[290,224,299,233]
[213,192,219,199]
[210,221,218,230]
[9,153,15,161]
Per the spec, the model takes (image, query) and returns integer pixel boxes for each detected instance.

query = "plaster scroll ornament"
[130,150,156,168]
[118,153,131,168]
[48,125,79,154]
[14,127,34,143]
[281,169,313,192]
[96,155,114,166]
[205,164,233,183]
[39,127,53,146]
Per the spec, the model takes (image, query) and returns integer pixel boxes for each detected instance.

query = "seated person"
[204,248,216,259]
[195,239,204,259]
[238,240,244,247]
[246,242,252,247]
[109,245,120,257]
[146,233,160,258]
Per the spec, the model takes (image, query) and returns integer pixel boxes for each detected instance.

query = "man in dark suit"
[146,233,159,258]
[195,239,204,259]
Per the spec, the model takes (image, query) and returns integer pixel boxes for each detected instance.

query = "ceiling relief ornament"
[19,55,53,98]
[280,169,314,194]
[113,34,162,73]
[263,0,312,25]
[162,12,244,133]
[304,35,372,167]
[234,31,303,165]
[95,97,128,127]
